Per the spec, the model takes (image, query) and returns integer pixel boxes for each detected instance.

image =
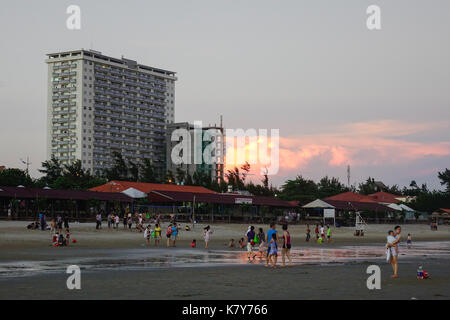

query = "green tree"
[52,160,106,190]
[278,175,318,204]
[438,168,450,194]
[176,168,186,185]
[358,177,378,195]
[104,152,128,181]
[128,160,139,182]
[226,167,245,190]
[38,156,63,185]
[317,176,348,198]
[185,173,194,186]
[0,168,34,187]
[139,159,157,183]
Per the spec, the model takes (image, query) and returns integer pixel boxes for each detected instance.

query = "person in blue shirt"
[265,222,277,267]
[171,222,179,247]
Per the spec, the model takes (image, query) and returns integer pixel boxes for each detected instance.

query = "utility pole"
[20,157,32,175]
[347,165,351,187]
[192,195,196,229]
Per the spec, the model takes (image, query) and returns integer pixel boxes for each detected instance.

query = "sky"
[0,0,449,190]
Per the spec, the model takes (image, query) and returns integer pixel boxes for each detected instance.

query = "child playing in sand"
[238,238,246,249]
[317,235,323,244]
[52,232,59,246]
[407,233,412,249]
[228,239,235,248]
[267,233,278,268]
[191,239,197,248]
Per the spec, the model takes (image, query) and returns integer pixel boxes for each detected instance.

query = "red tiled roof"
[89,180,216,194]
[324,199,394,212]
[147,190,296,207]
[440,208,450,214]
[325,192,377,203]
[368,191,401,204]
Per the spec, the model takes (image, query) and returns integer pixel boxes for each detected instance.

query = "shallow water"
[1,241,449,278]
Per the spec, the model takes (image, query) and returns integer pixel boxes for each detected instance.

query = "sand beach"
[0,221,449,299]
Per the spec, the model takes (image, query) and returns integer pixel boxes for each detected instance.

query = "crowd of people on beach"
[26,210,415,277]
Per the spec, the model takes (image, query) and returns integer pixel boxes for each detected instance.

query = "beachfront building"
[90,181,294,222]
[0,186,133,221]
[166,122,225,183]
[302,192,395,225]
[46,49,177,176]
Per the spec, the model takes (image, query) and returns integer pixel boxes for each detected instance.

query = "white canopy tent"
[303,199,336,226]
[121,187,147,199]
[302,199,335,209]
[387,203,403,211]
[399,204,415,212]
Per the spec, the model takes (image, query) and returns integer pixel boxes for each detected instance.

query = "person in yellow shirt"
[154,223,162,246]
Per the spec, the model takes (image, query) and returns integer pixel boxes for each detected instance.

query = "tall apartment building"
[46,49,177,176]
[166,122,225,182]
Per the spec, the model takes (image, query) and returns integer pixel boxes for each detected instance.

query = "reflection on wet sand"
[1,241,449,278]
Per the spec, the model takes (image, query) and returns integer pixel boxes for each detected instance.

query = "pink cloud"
[224,120,450,181]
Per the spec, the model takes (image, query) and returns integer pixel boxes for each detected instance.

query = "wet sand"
[1,221,449,299]
[1,257,450,300]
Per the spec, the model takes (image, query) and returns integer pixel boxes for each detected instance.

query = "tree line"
[1,154,449,212]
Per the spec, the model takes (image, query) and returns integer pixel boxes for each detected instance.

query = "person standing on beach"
[319,223,325,240]
[265,223,278,267]
[95,212,102,230]
[144,225,152,245]
[166,223,172,247]
[127,215,133,230]
[107,213,113,229]
[268,233,278,268]
[123,213,127,229]
[154,223,161,246]
[63,215,69,230]
[306,224,311,242]
[246,226,256,262]
[326,225,332,243]
[314,224,319,241]
[204,225,213,249]
[114,214,120,230]
[171,223,179,247]
[407,233,412,249]
[281,224,292,267]
[257,227,266,259]
[387,225,402,278]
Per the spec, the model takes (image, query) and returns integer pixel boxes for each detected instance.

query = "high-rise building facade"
[46,49,177,175]
[166,122,225,182]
